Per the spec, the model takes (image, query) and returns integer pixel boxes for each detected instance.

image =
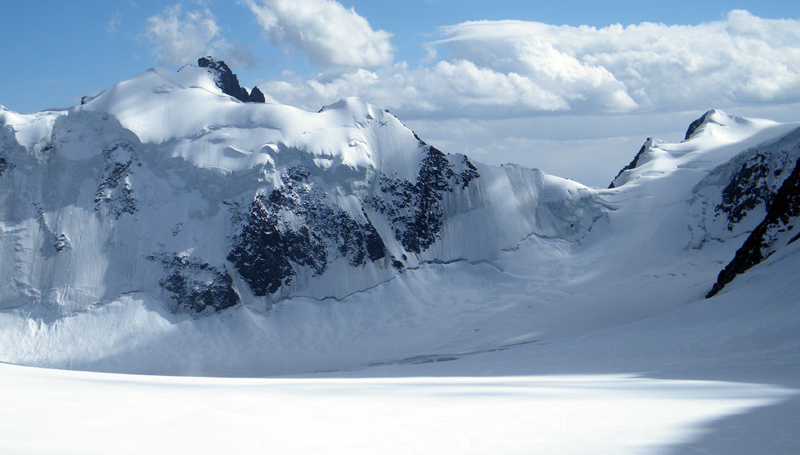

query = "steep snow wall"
[0,65,604,316]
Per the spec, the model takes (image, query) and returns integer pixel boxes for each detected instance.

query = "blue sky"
[2,1,800,186]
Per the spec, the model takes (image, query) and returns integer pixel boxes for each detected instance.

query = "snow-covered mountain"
[607,109,800,292]
[0,58,605,316]
[1,60,799,381]
[3,59,800,455]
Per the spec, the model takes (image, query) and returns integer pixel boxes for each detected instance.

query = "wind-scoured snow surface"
[1,67,800,454]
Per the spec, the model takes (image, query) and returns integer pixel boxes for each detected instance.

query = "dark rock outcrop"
[198,56,250,102]
[197,57,265,103]
[149,253,240,314]
[227,165,388,297]
[715,151,793,230]
[0,153,10,177]
[707,157,800,297]
[609,140,649,189]
[53,234,71,253]
[369,146,480,254]
[33,203,71,254]
[685,111,713,141]
[249,86,266,103]
[95,143,138,219]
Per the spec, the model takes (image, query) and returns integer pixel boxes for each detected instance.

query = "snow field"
[0,362,792,455]
[2,66,800,454]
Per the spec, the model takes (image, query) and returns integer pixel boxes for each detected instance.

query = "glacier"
[1,61,800,454]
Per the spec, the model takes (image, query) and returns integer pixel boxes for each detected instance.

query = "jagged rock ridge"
[684,110,713,140]
[197,56,265,103]
[608,140,648,189]
[708,157,800,297]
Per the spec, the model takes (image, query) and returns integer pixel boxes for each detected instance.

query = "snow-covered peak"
[319,97,378,118]
[58,65,425,180]
[0,63,428,181]
[684,109,779,143]
[0,63,609,314]
[610,110,798,189]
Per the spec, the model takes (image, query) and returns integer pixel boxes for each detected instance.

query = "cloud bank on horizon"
[243,0,395,68]
[145,2,800,122]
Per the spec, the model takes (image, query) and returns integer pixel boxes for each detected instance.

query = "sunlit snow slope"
[0,63,603,317]
[2,61,800,453]
[0,63,799,390]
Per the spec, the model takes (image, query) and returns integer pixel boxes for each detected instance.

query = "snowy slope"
[0,62,604,316]
[2,63,800,453]
[0,96,797,375]
[0,361,793,455]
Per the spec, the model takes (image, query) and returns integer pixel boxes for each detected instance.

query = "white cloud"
[257,61,575,118]
[146,5,220,66]
[243,0,394,68]
[402,113,692,188]
[434,10,800,112]
[145,4,259,69]
[221,43,261,70]
[257,10,800,121]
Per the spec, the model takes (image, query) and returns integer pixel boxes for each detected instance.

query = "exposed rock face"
[715,151,793,229]
[198,57,250,103]
[685,110,713,140]
[368,146,480,254]
[197,57,265,103]
[688,127,800,250]
[0,153,10,177]
[0,63,605,318]
[707,157,800,297]
[95,142,138,220]
[226,147,481,299]
[609,140,649,189]
[149,253,240,314]
[228,165,388,297]
[249,86,266,103]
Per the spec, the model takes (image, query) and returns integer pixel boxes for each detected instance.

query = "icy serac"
[0,62,603,315]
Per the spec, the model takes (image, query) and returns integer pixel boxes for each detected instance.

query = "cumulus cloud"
[258,10,800,120]
[243,0,394,68]
[146,4,258,69]
[146,5,220,65]
[436,10,800,111]
[260,62,573,118]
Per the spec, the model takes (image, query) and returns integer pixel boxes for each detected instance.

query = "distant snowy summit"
[608,109,800,296]
[0,59,602,315]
